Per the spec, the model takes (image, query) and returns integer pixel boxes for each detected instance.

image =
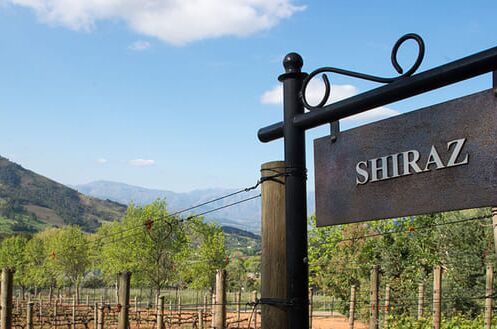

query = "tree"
[98,200,188,296]
[0,235,29,297]
[46,226,89,302]
[181,219,227,290]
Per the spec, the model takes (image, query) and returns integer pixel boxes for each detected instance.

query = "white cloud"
[96,158,107,164]
[7,0,305,45]
[129,40,151,51]
[261,82,358,106]
[129,159,155,167]
[260,81,400,125]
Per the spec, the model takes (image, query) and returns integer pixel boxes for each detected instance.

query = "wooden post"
[72,296,76,329]
[1,268,14,329]
[117,272,131,329]
[97,304,104,329]
[134,296,138,313]
[383,284,390,328]
[493,208,497,260]
[236,290,241,328]
[308,288,314,329]
[485,264,493,329]
[433,265,442,329]
[417,283,425,320]
[260,161,287,329]
[214,270,226,329]
[27,302,34,329]
[156,296,164,329]
[348,286,356,329]
[198,309,204,329]
[369,266,379,329]
[94,303,98,329]
[211,293,216,329]
[178,295,182,326]
[54,299,58,329]
[86,295,89,306]
[252,290,258,329]
[331,296,335,317]
[203,293,208,313]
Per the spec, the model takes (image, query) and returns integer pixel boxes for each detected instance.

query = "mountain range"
[74,180,316,233]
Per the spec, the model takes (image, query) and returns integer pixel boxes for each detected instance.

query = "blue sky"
[0,0,495,192]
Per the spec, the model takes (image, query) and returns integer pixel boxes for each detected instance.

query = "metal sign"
[314,89,497,227]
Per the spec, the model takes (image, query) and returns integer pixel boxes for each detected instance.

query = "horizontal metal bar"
[258,45,497,143]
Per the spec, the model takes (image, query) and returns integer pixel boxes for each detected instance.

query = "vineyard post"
[27,302,33,329]
[331,296,335,317]
[1,268,14,329]
[260,161,287,329]
[485,264,493,329]
[417,283,425,320]
[214,269,226,329]
[86,295,89,306]
[308,288,314,329]
[369,265,379,329]
[93,303,98,329]
[383,284,390,328]
[493,208,497,259]
[134,296,138,313]
[72,296,76,329]
[54,299,58,329]
[204,293,208,313]
[38,296,42,325]
[211,293,216,329]
[156,295,164,329]
[97,304,104,329]
[433,265,442,329]
[348,285,356,329]
[178,294,182,326]
[198,309,204,329]
[236,290,241,328]
[252,290,258,329]
[117,271,131,329]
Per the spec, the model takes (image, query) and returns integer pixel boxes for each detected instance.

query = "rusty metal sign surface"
[314,89,497,227]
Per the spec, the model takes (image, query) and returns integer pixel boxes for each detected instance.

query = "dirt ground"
[311,315,367,329]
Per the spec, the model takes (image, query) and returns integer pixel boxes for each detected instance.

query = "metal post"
[1,268,14,329]
[280,52,309,329]
[485,264,493,329]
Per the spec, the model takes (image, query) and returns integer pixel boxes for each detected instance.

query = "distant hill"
[0,156,126,233]
[74,181,316,233]
[75,180,262,232]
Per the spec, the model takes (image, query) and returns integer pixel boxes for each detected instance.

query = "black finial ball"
[283,52,303,73]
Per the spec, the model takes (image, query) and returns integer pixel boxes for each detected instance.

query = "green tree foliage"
[308,208,494,319]
[0,235,29,289]
[97,200,189,294]
[180,218,227,290]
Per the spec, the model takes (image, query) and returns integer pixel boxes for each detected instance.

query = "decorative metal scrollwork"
[301,33,425,111]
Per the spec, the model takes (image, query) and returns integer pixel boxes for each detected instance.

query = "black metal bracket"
[258,36,497,143]
[301,33,425,111]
